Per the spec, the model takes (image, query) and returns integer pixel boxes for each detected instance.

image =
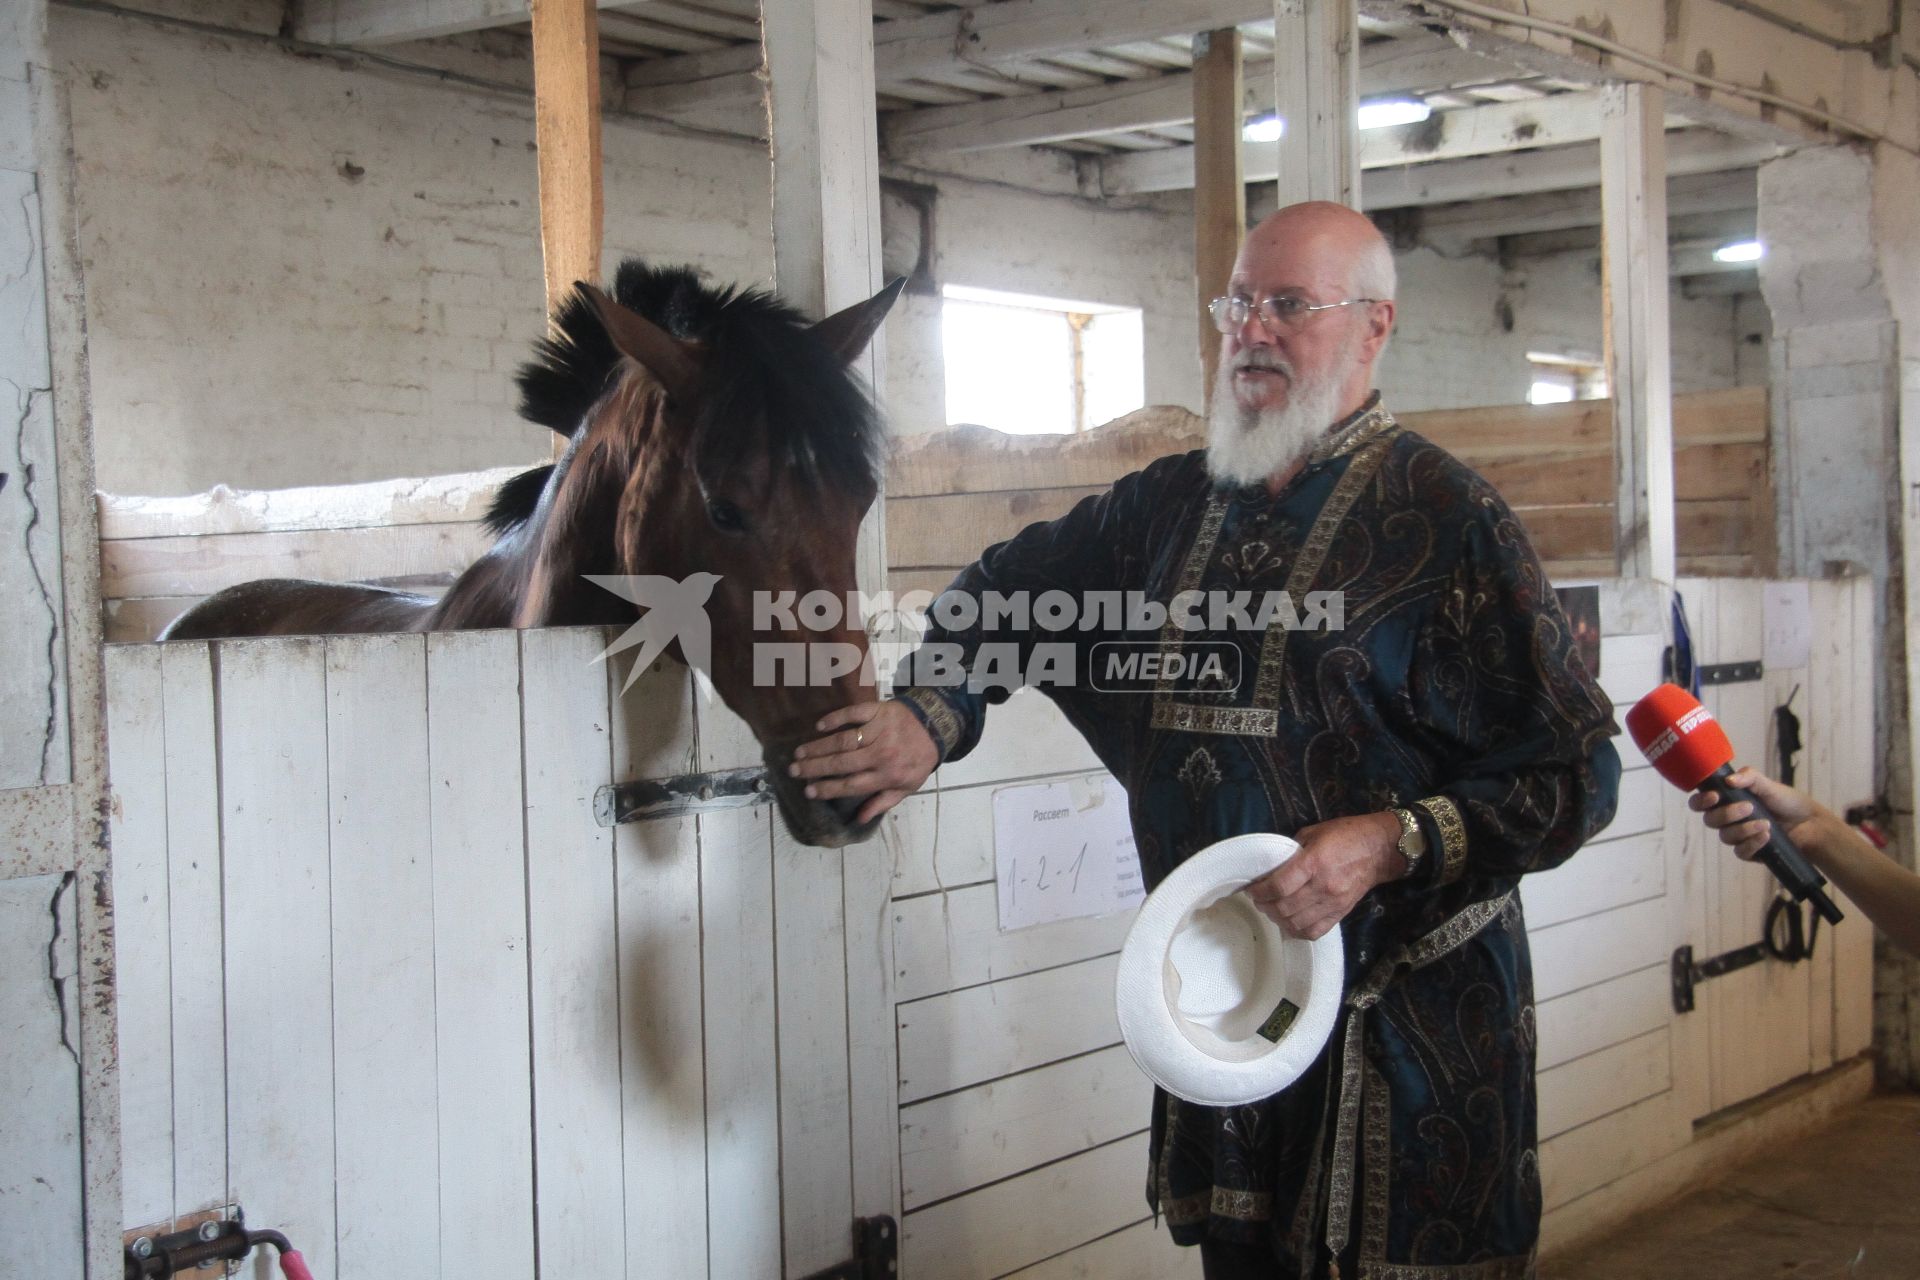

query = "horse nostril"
[826,793,866,826]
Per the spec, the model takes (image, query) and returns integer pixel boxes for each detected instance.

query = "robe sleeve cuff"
[895,686,965,765]
[1412,795,1469,888]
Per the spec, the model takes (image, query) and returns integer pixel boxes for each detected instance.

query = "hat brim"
[1115,833,1344,1107]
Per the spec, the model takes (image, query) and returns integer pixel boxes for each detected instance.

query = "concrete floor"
[1547,1092,1920,1280]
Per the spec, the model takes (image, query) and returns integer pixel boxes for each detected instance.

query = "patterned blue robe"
[896,397,1622,1278]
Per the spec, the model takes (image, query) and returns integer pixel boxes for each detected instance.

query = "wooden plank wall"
[875,575,1873,1277]
[104,629,892,1280]
[94,390,1768,643]
[885,387,1771,596]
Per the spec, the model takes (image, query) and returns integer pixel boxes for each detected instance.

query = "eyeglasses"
[1207,293,1382,336]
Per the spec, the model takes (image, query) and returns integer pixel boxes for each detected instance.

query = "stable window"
[942,285,1145,434]
[1527,351,1608,404]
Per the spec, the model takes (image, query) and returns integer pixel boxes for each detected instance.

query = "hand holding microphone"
[1625,684,1844,925]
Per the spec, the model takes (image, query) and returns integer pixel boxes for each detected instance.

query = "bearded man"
[793,201,1622,1277]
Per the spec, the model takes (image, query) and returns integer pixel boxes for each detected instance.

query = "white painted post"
[758,0,904,1251]
[1270,0,1358,209]
[762,0,888,593]
[1601,82,1677,582]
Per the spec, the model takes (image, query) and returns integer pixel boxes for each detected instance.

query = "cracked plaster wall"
[0,872,85,1275]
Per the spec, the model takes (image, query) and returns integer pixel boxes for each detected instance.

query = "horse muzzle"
[763,751,882,849]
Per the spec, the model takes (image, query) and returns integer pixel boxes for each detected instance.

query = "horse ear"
[580,283,699,401]
[809,276,907,364]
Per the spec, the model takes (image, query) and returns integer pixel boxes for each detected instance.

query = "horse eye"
[706,497,748,533]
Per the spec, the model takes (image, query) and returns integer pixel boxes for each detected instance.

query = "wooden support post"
[1270,0,1358,209]
[761,0,888,590]
[1193,28,1245,402]
[531,0,603,312]
[1601,82,1677,582]
[531,0,602,460]
[757,3,902,1266]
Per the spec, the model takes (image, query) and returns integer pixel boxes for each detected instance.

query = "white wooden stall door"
[1682,578,1877,1115]
[107,627,887,1279]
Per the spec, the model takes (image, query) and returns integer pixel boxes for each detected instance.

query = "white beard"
[1205,345,1360,487]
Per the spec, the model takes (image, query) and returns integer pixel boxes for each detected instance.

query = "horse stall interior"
[100,384,1876,1277]
[18,1,1904,1278]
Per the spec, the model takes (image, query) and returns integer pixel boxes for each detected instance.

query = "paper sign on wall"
[993,773,1145,932]
[1763,582,1811,671]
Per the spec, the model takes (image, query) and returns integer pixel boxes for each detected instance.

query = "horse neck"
[510,378,675,628]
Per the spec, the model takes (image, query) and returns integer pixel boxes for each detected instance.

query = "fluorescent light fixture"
[1712,239,1764,263]
[1357,99,1432,130]
[1242,113,1285,142]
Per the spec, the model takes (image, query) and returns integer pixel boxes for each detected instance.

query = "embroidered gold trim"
[1325,893,1518,1266]
[1310,398,1396,465]
[1159,1186,1275,1226]
[1357,1252,1537,1279]
[1152,409,1399,737]
[896,686,964,761]
[1361,1060,1391,1264]
[1324,1009,1369,1259]
[1414,795,1468,886]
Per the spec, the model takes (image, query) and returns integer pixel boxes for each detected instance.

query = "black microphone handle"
[1703,765,1844,925]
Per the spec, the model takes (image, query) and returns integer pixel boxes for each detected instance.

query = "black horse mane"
[484,259,884,537]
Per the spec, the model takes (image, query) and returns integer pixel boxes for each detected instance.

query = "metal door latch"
[801,1215,898,1280]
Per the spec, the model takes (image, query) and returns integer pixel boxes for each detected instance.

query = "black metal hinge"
[1671,942,1770,1013]
[1697,661,1763,685]
[801,1216,898,1280]
[594,765,772,826]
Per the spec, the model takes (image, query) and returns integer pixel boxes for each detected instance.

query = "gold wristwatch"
[1391,806,1428,879]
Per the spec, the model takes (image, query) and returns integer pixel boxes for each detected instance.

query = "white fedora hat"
[1115,833,1344,1107]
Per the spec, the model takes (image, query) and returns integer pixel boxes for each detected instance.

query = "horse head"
[504,261,902,849]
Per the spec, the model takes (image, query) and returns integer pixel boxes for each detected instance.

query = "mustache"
[1232,349,1294,378]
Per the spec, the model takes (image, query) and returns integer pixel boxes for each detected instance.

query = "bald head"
[1235,201,1396,306]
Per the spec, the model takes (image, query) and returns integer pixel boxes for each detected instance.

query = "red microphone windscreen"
[1625,684,1734,790]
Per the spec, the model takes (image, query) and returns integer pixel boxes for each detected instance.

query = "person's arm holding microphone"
[1693,768,1920,960]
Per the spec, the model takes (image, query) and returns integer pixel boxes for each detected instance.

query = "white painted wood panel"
[1522,829,1664,931]
[426,631,536,1280]
[520,625,624,1280]
[900,1044,1151,1210]
[1539,1090,1677,1212]
[774,823,855,1277]
[898,953,1121,1104]
[936,688,1102,789]
[1596,630,1666,713]
[887,780,999,898]
[844,832,904,1224]
[1833,579,1875,1059]
[1803,582,1842,1074]
[893,880,1134,1003]
[1001,1218,1205,1280]
[1531,896,1669,1002]
[1538,1027,1671,1141]
[218,638,337,1278]
[607,648,709,1280]
[327,634,440,1279]
[105,644,173,1228]
[903,1134,1153,1280]
[160,642,227,1216]
[700,804,782,1280]
[1536,964,1669,1072]
[0,874,85,1276]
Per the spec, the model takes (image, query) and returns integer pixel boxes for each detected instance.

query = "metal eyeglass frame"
[1207,293,1383,336]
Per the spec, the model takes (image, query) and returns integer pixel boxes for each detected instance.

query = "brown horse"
[162,261,903,847]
